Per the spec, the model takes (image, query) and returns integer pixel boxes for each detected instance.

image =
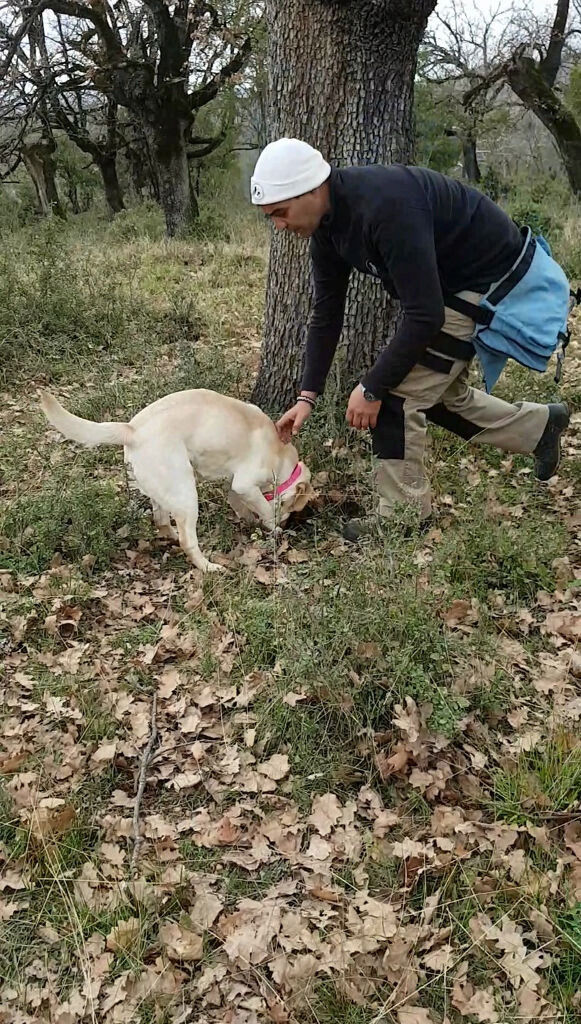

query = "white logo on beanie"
[250,138,331,205]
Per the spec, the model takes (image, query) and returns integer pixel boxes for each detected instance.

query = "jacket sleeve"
[361,207,445,398]
[301,231,351,394]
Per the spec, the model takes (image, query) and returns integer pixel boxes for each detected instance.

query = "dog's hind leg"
[131,445,223,574]
[151,502,178,541]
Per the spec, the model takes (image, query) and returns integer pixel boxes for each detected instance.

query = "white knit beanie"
[250,138,331,205]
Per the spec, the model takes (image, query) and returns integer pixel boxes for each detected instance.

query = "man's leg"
[363,355,474,529]
[372,393,431,522]
[360,292,479,529]
[346,290,568,541]
[426,289,568,477]
[426,366,549,455]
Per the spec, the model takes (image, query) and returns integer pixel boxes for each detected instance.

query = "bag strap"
[432,330,475,362]
[442,292,494,325]
[555,287,580,384]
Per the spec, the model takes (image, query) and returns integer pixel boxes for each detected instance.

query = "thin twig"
[130,691,158,875]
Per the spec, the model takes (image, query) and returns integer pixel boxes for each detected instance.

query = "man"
[250,138,570,540]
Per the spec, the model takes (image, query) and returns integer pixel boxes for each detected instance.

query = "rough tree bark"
[253,0,437,412]
[462,133,481,183]
[144,117,193,235]
[22,138,66,218]
[445,127,482,182]
[125,123,159,200]
[96,153,125,215]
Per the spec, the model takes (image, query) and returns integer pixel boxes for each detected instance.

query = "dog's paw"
[157,525,179,542]
[203,560,226,573]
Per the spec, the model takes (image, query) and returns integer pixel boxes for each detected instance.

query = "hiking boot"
[533,402,570,482]
[343,515,433,543]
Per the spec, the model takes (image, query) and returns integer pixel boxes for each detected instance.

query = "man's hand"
[276,399,313,442]
[346,385,381,430]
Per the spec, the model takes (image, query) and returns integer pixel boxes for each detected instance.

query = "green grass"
[550,904,581,1007]
[0,200,579,1023]
[491,737,581,824]
[0,478,148,574]
[304,985,377,1024]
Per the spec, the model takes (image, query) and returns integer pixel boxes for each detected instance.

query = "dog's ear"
[291,480,316,512]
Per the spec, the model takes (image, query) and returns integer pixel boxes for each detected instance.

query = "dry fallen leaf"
[543,610,581,639]
[286,548,309,563]
[376,746,409,779]
[308,792,342,836]
[0,752,28,775]
[106,917,140,953]
[305,835,333,860]
[309,885,342,904]
[452,969,498,1022]
[29,804,76,840]
[189,893,224,933]
[423,944,454,971]
[397,1007,435,1024]
[282,691,308,707]
[253,565,288,586]
[443,598,477,627]
[564,822,581,860]
[91,740,117,764]
[159,920,204,962]
[357,641,382,658]
[257,754,290,781]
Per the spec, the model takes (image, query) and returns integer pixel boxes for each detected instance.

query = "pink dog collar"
[263,463,302,502]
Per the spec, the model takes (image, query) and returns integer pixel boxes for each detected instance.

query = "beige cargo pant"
[372,291,550,521]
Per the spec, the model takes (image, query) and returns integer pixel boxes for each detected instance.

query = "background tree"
[421,3,517,183]
[2,6,127,215]
[1,0,260,235]
[253,0,437,411]
[503,0,581,194]
[458,0,581,194]
[0,8,67,217]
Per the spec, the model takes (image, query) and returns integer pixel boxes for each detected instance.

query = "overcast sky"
[433,0,556,17]
[427,0,569,52]
[429,0,561,32]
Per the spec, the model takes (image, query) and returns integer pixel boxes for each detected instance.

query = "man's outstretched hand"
[276,400,313,442]
[346,385,381,430]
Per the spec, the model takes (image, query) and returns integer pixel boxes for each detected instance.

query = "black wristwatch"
[359,383,378,402]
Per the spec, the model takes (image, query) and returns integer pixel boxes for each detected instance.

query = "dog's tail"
[39,391,134,448]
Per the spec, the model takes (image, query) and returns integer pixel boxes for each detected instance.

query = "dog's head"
[277,461,315,522]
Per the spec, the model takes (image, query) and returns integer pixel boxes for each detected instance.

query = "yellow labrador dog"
[40,388,313,573]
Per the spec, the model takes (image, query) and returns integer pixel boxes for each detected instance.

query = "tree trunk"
[253,0,437,412]
[125,123,159,200]
[22,142,67,220]
[146,118,195,237]
[188,164,200,219]
[65,173,80,214]
[96,154,125,216]
[507,54,581,195]
[462,133,481,183]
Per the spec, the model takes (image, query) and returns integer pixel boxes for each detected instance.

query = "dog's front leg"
[227,489,258,525]
[230,479,278,532]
